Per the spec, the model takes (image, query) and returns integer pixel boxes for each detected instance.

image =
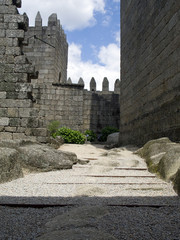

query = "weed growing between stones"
[47,121,61,138]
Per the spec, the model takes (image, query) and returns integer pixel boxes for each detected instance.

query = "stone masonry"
[0,0,38,141]
[120,0,180,146]
[0,2,120,142]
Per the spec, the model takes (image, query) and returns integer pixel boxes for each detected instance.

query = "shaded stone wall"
[0,0,38,141]
[83,78,120,134]
[120,0,180,146]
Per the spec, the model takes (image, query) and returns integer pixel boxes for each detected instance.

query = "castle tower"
[23,12,68,85]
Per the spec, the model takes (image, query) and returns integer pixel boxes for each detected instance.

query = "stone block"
[31,128,47,137]
[0,0,13,5]
[5,126,16,132]
[0,117,9,126]
[6,46,21,56]
[19,108,31,118]
[0,29,5,37]
[4,14,24,23]
[0,46,6,54]
[8,22,18,29]
[6,55,15,63]
[14,55,27,64]
[13,132,26,139]
[0,82,15,91]
[0,132,13,140]
[27,117,39,128]
[6,29,24,39]
[9,117,20,127]
[0,5,17,14]
[8,108,18,117]
[0,108,7,117]
[15,83,32,92]
[0,92,6,98]
[1,99,32,108]
[6,91,18,99]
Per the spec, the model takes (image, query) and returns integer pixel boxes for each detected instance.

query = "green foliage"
[47,120,61,138]
[56,127,86,144]
[84,130,97,142]
[98,126,119,142]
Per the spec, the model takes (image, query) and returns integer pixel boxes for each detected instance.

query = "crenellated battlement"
[66,77,120,93]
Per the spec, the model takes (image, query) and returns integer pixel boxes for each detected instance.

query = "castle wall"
[120,0,180,146]
[83,90,120,134]
[0,2,120,142]
[0,0,38,141]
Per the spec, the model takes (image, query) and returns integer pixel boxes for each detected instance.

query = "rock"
[0,139,37,149]
[0,147,23,183]
[173,168,180,196]
[106,132,119,145]
[136,137,180,196]
[47,136,64,149]
[158,145,180,180]
[18,144,78,171]
[0,139,78,182]
[136,137,175,172]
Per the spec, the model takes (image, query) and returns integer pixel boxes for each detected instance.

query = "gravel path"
[0,144,179,239]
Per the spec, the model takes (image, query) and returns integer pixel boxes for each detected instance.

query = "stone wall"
[83,78,120,134]
[0,0,38,141]
[120,0,180,146]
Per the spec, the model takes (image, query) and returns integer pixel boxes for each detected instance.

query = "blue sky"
[19,0,120,90]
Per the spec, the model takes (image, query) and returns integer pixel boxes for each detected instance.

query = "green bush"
[98,126,119,142]
[55,127,86,144]
[84,130,97,142]
[47,120,61,138]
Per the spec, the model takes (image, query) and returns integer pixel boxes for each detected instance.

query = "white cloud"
[20,0,105,30]
[98,43,120,71]
[68,43,120,91]
[115,31,120,45]
[102,15,111,27]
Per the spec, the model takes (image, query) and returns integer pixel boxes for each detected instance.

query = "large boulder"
[0,147,23,183]
[18,144,77,171]
[0,139,78,183]
[136,137,175,172]
[136,137,180,196]
[106,132,119,146]
[158,145,180,180]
